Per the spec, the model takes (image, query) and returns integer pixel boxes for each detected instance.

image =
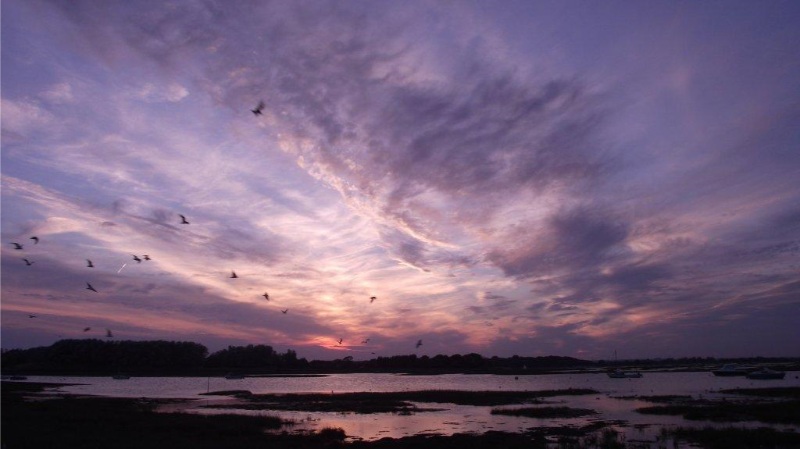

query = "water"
[15,371,800,443]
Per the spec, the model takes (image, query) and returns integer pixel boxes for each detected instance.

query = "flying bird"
[10,242,23,250]
[361,338,370,344]
[262,292,270,301]
[230,271,238,279]
[28,314,36,318]
[83,327,91,332]
[251,100,265,116]
[22,259,34,266]
[416,339,423,349]
[132,255,142,263]
[370,296,377,303]
[337,338,343,345]
[281,309,288,314]
[87,259,94,268]
[143,255,151,261]
[179,214,190,224]
[30,236,39,244]
[106,329,113,338]
[86,282,98,292]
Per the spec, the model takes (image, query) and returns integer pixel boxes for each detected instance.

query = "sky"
[2,0,799,360]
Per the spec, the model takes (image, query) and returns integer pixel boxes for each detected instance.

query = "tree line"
[0,339,308,375]
[5,339,795,375]
[0,339,593,375]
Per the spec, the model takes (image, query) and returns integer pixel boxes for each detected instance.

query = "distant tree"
[0,339,207,374]
[204,344,306,371]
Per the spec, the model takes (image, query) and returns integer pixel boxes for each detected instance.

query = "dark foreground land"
[4,382,800,449]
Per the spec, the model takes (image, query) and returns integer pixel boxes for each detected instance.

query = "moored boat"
[712,364,748,377]
[607,369,643,378]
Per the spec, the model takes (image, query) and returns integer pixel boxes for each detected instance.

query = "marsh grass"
[719,386,800,399]
[491,406,598,418]
[1,383,293,449]
[204,388,599,410]
[614,394,693,403]
[0,384,599,449]
[668,426,800,449]
[636,400,800,424]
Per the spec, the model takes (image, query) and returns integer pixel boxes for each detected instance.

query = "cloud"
[132,82,189,103]
[0,98,57,141]
[487,204,629,279]
[40,82,75,103]
[3,1,799,358]
[43,1,614,274]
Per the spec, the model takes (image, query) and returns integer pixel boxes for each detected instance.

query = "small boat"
[112,374,131,380]
[7,375,28,381]
[712,364,748,377]
[224,373,245,380]
[607,369,643,378]
[746,368,785,380]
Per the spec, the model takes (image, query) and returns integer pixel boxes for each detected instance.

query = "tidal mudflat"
[4,374,800,448]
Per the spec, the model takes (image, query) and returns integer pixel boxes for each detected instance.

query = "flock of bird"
[6,101,427,354]
[11,234,129,338]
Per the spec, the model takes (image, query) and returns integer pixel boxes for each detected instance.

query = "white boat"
[712,364,748,377]
[607,369,643,378]
[745,368,785,380]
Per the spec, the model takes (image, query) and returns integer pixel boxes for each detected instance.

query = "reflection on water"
[21,371,800,442]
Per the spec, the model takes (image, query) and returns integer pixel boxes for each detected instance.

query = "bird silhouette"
[87,259,94,268]
[28,314,36,318]
[22,259,34,266]
[281,309,288,314]
[179,214,190,224]
[106,329,113,338]
[86,282,98,292]
[262,292,270,300]
[132,255,142,263]
[30,236,39,244]
[83,327,91,332]
[251,100,265,116]
[416,339,423,349]
[337,338,343,345]
[11,242,23,250]
[370,296,377,303]
[361,338,370,344]
[230,271,238,279]
[143,255,151,261]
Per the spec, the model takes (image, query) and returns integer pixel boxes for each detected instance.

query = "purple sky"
[2,1,799,360]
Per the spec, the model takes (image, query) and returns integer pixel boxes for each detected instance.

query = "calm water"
[16,371,800,443]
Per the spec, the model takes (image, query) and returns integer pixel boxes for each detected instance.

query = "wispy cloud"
[2,0,799,358]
